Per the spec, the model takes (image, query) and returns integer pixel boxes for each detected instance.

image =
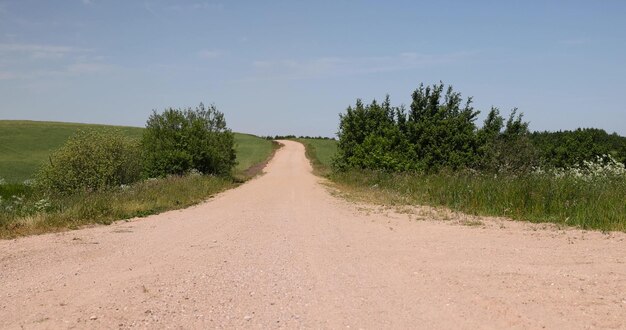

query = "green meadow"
[0,120,272,182]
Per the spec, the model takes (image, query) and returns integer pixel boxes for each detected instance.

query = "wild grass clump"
[331,158,626,231]
[0,175,234,238]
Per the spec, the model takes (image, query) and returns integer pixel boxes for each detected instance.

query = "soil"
[1,140,625,329]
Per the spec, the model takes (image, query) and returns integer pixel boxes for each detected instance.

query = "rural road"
[1,140,626,329]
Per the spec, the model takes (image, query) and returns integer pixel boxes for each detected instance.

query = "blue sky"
[0,0,624,137]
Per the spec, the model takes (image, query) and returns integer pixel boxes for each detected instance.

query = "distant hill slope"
[0,120,272,182]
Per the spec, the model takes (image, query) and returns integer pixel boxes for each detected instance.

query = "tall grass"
[331,170,626,231]
[296,138,626,232]
[0,175,234,238]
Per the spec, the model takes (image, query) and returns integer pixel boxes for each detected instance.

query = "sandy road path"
[1,140,626,329]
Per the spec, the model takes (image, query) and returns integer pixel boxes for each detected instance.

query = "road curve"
[1,140,626,329]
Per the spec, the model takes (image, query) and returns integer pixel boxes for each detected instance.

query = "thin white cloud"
[143,1,223,18]
[0,71,16,80]
[197,49,222,59]
[559,38,588,46]
[246,51,477,81]
[67,62,113,74]
[0,43,90,59]
[81,0,94,5]
[165,2,223,11]
[0,42,112,81]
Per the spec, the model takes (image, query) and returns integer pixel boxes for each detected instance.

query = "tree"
[142,103,236,177]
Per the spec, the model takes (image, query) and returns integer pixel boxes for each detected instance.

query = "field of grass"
[0,120,272,182]
[296,138,337,175]
[234,133,278,174]
[0,120,275,238]
[0,121,143,182]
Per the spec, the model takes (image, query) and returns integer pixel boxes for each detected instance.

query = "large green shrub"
[334,82,536,173]
[335,83,485,172]
[141,103,236,178]
[36,130,141,194]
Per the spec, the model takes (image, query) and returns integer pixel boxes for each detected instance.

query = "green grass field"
[233,133,277,173]
[0,120,272,182]
[296,138,337,175]
[0,121,143,182]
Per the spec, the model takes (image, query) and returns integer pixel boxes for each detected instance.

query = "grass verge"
[296,138,337,176]
[0,175,234,238]
[297,138,626,232]
[330,170,626,232]
[0,131,277,239]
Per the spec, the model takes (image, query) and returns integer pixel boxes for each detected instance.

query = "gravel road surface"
[1,140,625,329]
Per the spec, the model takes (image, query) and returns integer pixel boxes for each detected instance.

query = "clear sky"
[0,0,624,137]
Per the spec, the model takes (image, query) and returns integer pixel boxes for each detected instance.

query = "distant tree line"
[531,128,626,168]
[334,82,626,173]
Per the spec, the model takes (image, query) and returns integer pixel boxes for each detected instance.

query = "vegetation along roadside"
[301,83,626,232]
[0,105,275,238]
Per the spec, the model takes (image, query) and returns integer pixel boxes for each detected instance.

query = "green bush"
[141,103,236,178]
[36,130,141,194]
[334,83,523,173]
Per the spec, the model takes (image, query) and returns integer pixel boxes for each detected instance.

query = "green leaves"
[36,130,141,194]
[335,83,484,172]
[141,103,236,178]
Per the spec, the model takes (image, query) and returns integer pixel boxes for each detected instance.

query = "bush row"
[333,82,626,173]
[37,103,236,195]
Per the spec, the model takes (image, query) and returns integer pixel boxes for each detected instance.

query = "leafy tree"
[406,83,480,171]
[334,96,412,171]
[142,103,236,177]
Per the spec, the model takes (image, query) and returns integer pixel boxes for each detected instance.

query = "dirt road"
[1,140,625,329]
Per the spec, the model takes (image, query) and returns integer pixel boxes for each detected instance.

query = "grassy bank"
[0,121,143,182]
[297,138,626,232]
[296,138,337,175]
[0,175,234,238]
[331,170,626,231]
[0,121,276,238]
[234,134,279,176]
[0,120,273,182]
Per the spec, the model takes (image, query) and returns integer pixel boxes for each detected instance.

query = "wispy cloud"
[0,43,90,59]
[81,0,94,5]
[559,38,588,46]
[0,42,113,81]
[143,1,223,18]
[165,2,223,11]
[246,51,476,81]
[197,49,222,59]
[67,62,113,74]
[0,71,17,80]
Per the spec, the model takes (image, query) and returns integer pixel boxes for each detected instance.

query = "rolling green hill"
[0,120,272,182]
